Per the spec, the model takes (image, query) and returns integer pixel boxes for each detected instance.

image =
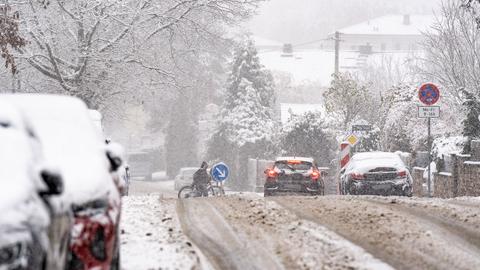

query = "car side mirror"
[106,142,125,172]
[40,170,64,196]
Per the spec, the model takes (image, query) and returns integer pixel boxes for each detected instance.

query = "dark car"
[339,152,413,196]
[264,157,324,196]
[0,101,70,270]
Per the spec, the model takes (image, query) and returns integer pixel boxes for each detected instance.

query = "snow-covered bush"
[280,111,336,167]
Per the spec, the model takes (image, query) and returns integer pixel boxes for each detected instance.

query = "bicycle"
[178,180,225,199]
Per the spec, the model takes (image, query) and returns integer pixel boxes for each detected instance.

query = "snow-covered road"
[120,180,480,270]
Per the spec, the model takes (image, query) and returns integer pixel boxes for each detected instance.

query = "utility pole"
[334,31,340,74]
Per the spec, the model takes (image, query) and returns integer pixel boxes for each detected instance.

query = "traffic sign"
[418,83,440,106]
[346,134,359,146]
[352,125,372,132]
[211,162,229,182]
[418,106,440,118]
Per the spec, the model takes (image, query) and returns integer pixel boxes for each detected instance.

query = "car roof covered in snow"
[0,94,118,205]
[347,152,406,174]
[351,152,402,161]
[275,157,314,163]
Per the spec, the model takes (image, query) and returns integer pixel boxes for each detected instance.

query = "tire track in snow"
[274,196,480,270]
[362,197,480,251]
[176,198,282,270]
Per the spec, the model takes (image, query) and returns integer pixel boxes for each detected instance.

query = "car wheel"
[110,232,120,270]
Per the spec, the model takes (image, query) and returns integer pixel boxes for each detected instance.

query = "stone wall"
[412,167,425,197]
[458,161,480,196]
[433,172,454,198]
[411,153,480,198]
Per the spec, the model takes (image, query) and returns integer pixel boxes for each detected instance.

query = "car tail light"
[311,171,320,181]
[266,169,277,178]
[288,160,301,164]
[397,171,407,178]
[351,173,365,180]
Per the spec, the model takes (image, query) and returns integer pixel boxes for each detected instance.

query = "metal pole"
[334,31,340,74]
[427,117,432,197]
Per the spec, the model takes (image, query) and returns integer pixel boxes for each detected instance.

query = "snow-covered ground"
[120,181,202,270]
[121,180,480,270]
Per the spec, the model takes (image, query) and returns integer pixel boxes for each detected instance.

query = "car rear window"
[275,161,313,171]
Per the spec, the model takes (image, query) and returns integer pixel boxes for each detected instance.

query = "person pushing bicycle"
[193,161,210,197]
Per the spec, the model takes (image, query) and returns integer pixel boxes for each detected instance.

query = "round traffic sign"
[418,83,440,106]
[210,162,229,182]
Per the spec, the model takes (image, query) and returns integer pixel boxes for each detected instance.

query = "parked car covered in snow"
[2,94,123,270]
[339,152,413,196]
[264,157,325,196]
[0,101,70,270]
[174,167,199,190]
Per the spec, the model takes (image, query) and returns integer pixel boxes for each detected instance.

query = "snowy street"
[121,180,480,270]
[2,1,480,270]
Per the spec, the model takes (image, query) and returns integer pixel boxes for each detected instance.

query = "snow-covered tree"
[281,111,335,166]
[419,0,480,105]
[355,127,381,152]
[323,72,371,130]
[207,38,276,189]
[462,90,480,152]
[0,3,26,74]
[462,0,480,27]
[380,84,418,152]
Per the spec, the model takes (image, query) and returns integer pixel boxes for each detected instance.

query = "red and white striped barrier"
[340,142,351,169]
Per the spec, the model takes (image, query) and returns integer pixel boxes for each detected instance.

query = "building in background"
[328,14,434,53]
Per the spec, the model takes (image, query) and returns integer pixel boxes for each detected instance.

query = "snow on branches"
[0,4,26,74]
[217,38,276,148]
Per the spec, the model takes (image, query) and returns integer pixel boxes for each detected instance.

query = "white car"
[0,101,69,270]
[339,152,413,196]
[2,94,123,269]
[174,167,199,190]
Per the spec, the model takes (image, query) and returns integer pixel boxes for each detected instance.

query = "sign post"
[418,83,440,198]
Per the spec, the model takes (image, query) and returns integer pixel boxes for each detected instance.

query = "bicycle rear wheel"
[178,185,196,199]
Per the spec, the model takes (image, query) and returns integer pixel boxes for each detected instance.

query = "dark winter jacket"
[193,168,209,186]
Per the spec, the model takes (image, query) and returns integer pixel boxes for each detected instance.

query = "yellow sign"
[346,134,359,146]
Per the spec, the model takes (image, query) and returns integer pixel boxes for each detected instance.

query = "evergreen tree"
[281,112,336,167]
[165,97,199,178]
[462,90,480,152]
[207,38,277,190]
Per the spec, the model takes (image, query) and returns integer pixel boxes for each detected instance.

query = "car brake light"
[397,171,407,177]
[351,173,365,180]
[266,169,277,178]
[311,171,320,180]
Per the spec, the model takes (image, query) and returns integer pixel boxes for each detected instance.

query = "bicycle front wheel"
[178,185,196,199]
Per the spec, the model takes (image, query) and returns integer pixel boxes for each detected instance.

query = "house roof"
[334,14,435,36]
[252,35,283,48]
